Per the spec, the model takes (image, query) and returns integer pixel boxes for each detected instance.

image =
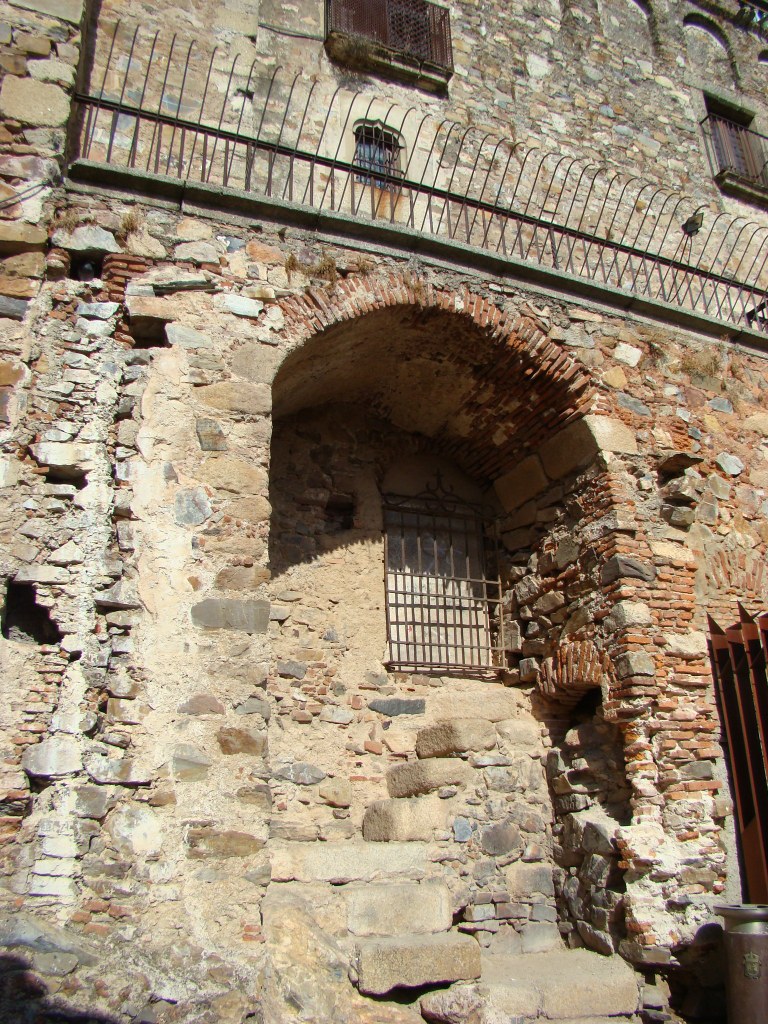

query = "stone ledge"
[65,163,768,354]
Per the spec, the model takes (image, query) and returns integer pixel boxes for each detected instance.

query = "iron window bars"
[383,483,504,674]
[326,0,453,72]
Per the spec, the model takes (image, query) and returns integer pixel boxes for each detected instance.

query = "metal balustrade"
[70,23,768,337]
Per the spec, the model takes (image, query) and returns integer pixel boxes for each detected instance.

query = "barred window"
[383,484,504,673]
[354,122,402,189]
[704,95,768,190]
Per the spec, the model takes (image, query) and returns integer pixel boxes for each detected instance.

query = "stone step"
[269,840,430,883]
[481,949,641,1021]
[545,1018,640,1024]
[355,932,482,995]
[421,949,641,1022]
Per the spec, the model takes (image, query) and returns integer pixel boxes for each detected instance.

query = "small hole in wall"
[324,493,355,533]
[44,466,88,489]
[68,255,103,282]
[128,326,171,351]
[2,581,62,645]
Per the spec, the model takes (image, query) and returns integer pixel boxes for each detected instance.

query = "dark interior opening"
[2,581,63,645]
[128,327,171,350]
[68,254,104,282]
[324,493,356,533]
[44,466,88,488]
[570,686,603,720]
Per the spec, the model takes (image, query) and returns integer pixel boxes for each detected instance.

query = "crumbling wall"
[0,195,763,1020]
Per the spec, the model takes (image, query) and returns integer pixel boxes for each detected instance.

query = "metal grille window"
[383,485,503,673]
[353,123,402,189]
[388,0,431,61]
[702,98,768,193]
[326,0,453,72]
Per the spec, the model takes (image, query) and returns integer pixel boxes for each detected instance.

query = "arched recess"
[269,277,601,680]
[683,13,740,91]
[266,273,678,954]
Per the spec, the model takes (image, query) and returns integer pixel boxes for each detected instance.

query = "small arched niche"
[683,14,740,90]
[267,290,598,686]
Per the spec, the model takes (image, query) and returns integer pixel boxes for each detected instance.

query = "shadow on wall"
[671,922,728,1023]
[0,952,120,1024]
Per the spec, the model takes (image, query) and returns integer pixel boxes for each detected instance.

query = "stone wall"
[80,0,768,214]
[1,0,768,1020]
[0,183,764,1016]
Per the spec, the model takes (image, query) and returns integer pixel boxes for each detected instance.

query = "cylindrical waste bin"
[715,904,768,1023]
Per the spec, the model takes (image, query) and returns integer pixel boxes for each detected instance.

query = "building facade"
[1,0,768,1021]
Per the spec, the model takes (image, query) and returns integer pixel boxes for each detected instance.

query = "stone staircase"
[262,841,643,1023]
[262,691,643,1022]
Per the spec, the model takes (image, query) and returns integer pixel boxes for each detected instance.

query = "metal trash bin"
[715,904,768,1023]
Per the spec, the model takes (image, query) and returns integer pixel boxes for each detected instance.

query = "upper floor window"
[701,95,768,203]
[326,0,453,92]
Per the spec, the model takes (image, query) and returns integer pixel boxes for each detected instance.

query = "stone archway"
[260,273,676,991]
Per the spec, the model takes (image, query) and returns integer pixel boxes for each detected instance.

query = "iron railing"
[709,608,768,903]
[326,0,453,72]
[701,114,768,193]
[70,24,768,336]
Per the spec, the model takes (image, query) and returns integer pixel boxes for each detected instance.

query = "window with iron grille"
[326,0,453,83]
[383,484,504,673]
[353,122,402,189]
[703,95,768,195]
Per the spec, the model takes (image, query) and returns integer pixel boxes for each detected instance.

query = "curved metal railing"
[70,21,768,335]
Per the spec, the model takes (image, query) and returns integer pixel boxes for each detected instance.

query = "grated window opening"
[326,0,454,71]
[702,97,768,192]
[383,487,504,674]
[353,123,403,190]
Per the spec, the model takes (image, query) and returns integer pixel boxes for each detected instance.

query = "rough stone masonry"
[0,0,767,1022]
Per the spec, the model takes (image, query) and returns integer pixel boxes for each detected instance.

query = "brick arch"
[539,639,617,707]
[275,273,604,482]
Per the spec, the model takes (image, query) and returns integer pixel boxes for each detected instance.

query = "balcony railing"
[702,114,768,196]
[326,0,453,75]
[69,25,768,338]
